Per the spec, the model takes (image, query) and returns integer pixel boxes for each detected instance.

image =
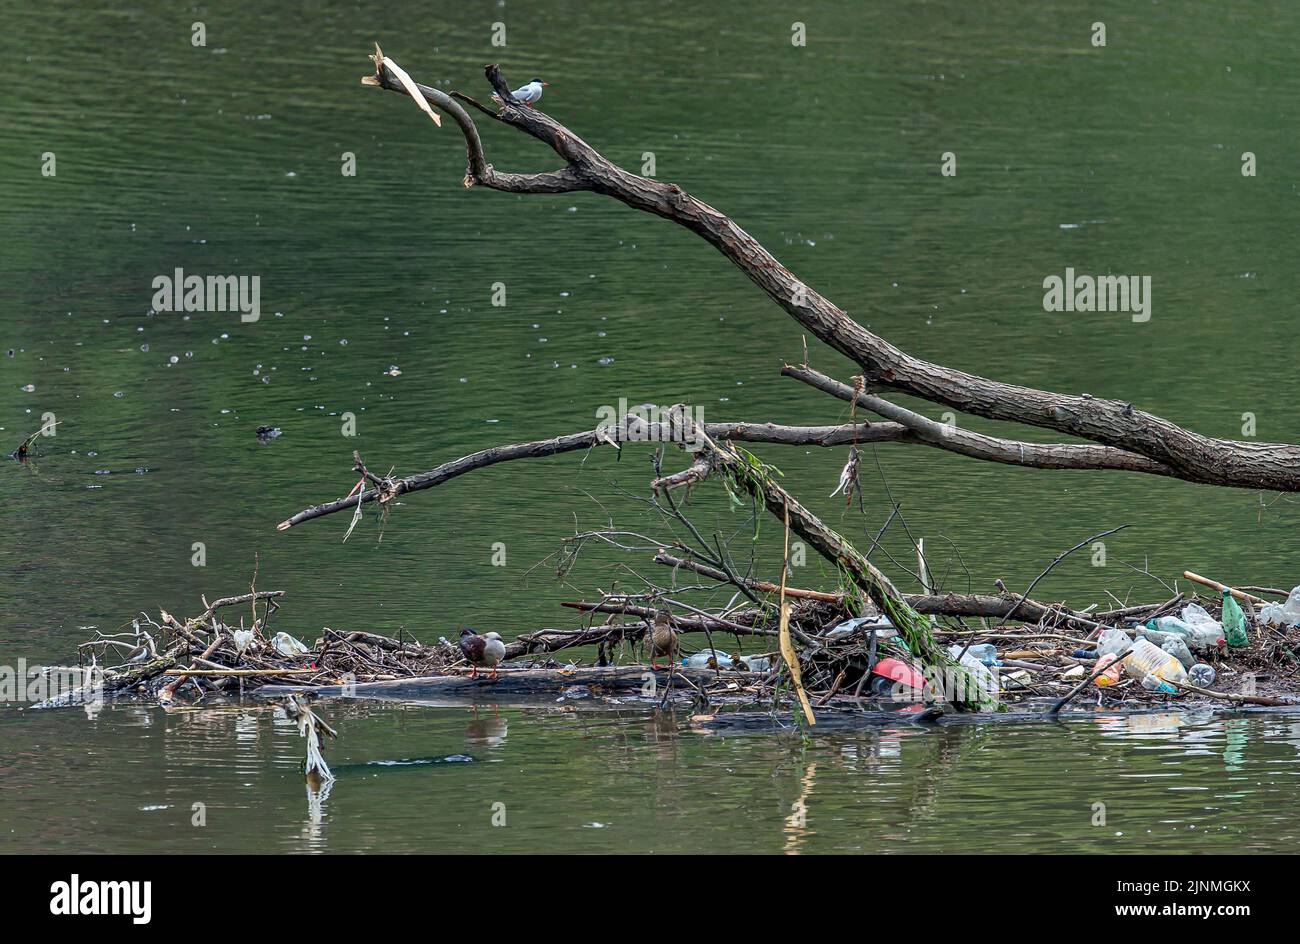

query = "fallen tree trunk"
[253,47,1300,720]
[359,46,1300,491]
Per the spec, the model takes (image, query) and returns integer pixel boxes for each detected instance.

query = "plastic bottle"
[684,649,735,669]
[1093,652,1122,686]
[1136,623,1176,648]
[1153,615,1223,652]
[1180,603,1219,633]
[1141,672,1178,694]
[1161,635,1195,669]
[965,643,997,666]
[948,645,999,701]
[1096,628,1133,657]
[1148,616,1194,641]
[1221,591,1249,648]
[1178,603,1232,650]
[1188,663,1216,686]
[272,632,310,656]
[1122,638,1188,686]
[826,616,896,640]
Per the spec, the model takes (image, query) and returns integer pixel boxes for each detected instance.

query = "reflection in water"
[783,762,817,855]
[1223,719,1248,773]
[5,700,1298,853]
[302,777,333,847]
[1101,712,1186,737]
[464,708,508,750]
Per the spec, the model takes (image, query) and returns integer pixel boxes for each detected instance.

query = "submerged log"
[257,665,729,703]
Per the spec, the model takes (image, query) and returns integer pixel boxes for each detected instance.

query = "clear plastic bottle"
[1137,623,1183,650]
[1153,615,1223,651]
[948,645,999,704]
[1097,628,1133,657]
[1141,672,1178,694]
[1122,638,1188,686]
[1161,635,1195,669]
[684,649,734,669]
[1150,616,1198,640]
[1180,603,1219,633]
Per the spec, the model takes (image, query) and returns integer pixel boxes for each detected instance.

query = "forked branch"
[361,47,1300,490]
[279,418,904,531]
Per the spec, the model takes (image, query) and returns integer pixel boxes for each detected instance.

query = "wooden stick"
[778,501,815,726]
[654,550,842,603]
[1171,679,1295,706]
[557,600,779,637]
[158,632,224,706]
[1048,649,1133,715]
[1182,571,1270,607]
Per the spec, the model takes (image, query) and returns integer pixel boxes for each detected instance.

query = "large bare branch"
[364,49,1300,491]
[275,391,1199,533]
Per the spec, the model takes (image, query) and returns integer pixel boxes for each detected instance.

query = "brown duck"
[649,608,677,669]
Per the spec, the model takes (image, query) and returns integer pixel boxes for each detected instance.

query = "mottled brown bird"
[649,608,677,669]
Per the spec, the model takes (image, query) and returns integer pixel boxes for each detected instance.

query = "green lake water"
[3,0,1300,853]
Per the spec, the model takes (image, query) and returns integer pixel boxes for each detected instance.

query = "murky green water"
[6,703,1300,853]
[3,0,1300,852]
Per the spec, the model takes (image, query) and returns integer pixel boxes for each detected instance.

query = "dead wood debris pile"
[67,580,1300,714]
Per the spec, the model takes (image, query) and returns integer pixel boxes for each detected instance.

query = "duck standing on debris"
[459,628,506,678]
[648,608,677,669]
